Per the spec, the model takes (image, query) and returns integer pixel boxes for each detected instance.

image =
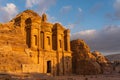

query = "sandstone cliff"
[71,39,101,75]
[71,39,112,75]
[0,24,33,72]
[0,10,39,72]
[92,51,113,73]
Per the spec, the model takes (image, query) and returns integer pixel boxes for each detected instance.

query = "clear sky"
[0,0,120,55]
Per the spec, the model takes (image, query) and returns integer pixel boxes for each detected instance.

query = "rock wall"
[0,10,72,75]
[71,39,113,75]
[22,64,41,73]
[92,51,113,73]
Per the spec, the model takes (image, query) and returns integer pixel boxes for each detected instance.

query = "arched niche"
[40,31,44,49]
[25,18,32,48]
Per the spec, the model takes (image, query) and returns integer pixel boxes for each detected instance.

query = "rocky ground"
[0,73,120,80]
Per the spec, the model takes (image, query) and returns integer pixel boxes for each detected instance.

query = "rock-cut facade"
[13,10,72,75]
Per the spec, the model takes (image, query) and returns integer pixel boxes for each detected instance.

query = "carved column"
[67,29,71,52]
[44,32,47,50]
[31,28,34,49]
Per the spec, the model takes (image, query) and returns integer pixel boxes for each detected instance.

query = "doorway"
[47,61,51,73]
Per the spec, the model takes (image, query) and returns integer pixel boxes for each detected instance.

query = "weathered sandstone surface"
[71,39,113,75]
[0,9,72,75]
[0,10,40,72]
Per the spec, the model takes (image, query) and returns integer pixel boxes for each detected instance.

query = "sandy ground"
[0,73,120,80]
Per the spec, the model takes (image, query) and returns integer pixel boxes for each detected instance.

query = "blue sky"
[0,0,120,55]
[0,0,116,32]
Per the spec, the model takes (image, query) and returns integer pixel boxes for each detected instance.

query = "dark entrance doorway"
[47,61,51,73]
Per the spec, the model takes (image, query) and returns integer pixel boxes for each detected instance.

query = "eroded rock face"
[71,39,112,75]
[76,60,101,75]
[70,39,95,60]
[71,39,101,75]
[0,45,33,72]
[92,51,109,63]
[115,65,120,73]
[92,51,113,74]
[0,10,41,72]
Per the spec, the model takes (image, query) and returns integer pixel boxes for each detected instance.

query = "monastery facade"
[13,10,72,75]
